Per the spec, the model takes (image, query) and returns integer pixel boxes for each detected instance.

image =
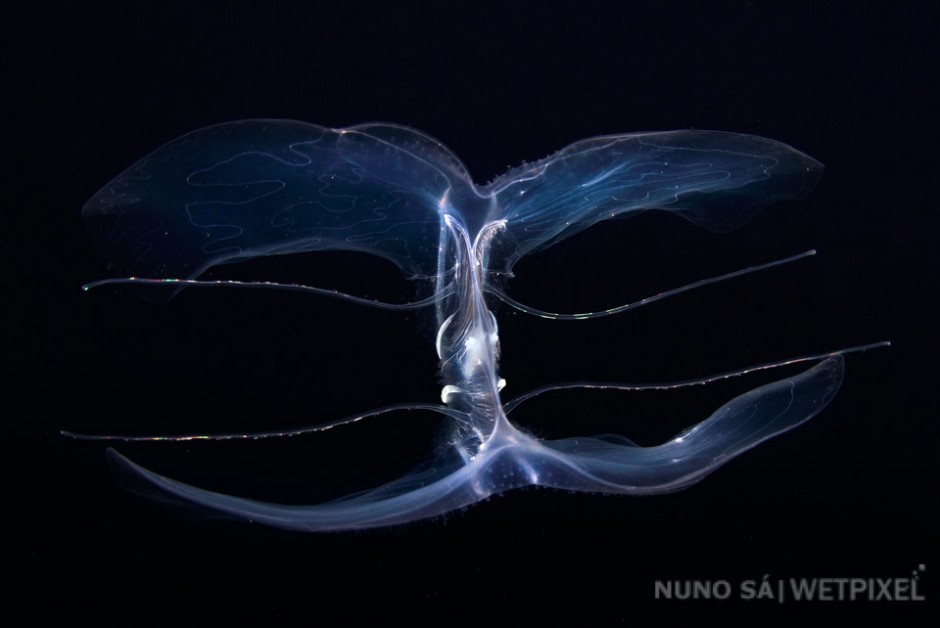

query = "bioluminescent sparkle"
[69,120,887,531]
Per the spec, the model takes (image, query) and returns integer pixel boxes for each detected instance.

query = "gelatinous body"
[77,120,865,531]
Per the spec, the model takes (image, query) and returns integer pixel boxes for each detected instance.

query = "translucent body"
[80,120,845,531]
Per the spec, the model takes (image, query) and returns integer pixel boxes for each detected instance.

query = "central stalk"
[435,213,517,457]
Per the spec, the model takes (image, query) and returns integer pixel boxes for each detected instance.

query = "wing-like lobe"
[487,130,822,268]
[83,120,478,300]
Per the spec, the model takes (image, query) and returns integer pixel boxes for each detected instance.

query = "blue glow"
[78,120,863,531]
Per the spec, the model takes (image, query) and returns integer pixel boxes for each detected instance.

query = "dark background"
[8,1,936,624]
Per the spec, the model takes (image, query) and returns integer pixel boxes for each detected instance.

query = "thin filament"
[491,249,817,320]
[503,341,890,413]
[83,276,451,311]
